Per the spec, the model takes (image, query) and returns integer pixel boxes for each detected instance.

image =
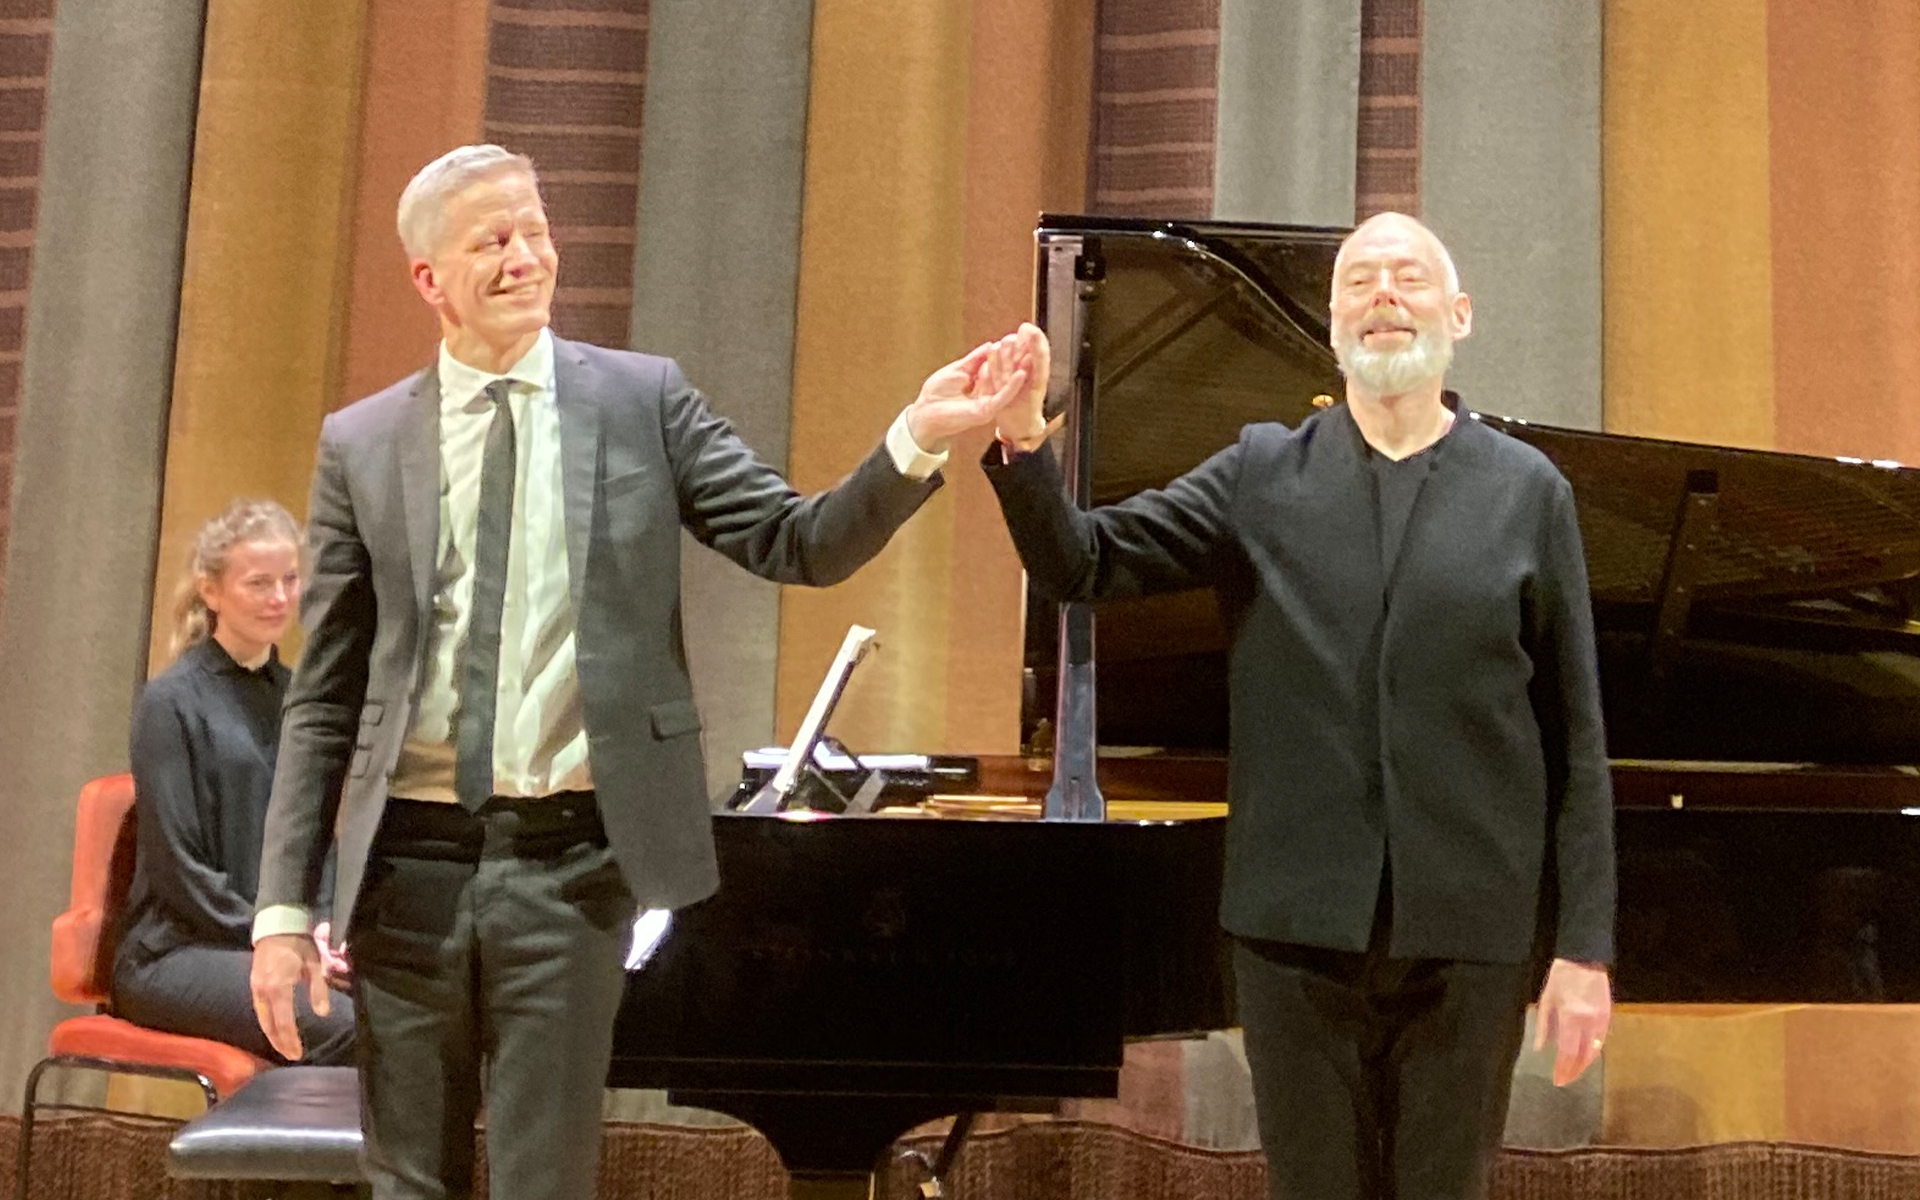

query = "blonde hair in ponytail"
[169,499,304,661]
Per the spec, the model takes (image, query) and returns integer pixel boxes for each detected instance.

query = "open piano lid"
[1026,214,1920,802]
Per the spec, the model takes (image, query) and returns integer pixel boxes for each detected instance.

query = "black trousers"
[348,795,637,1200]
[113,939,356,1066]
[1234,895,1532,1200]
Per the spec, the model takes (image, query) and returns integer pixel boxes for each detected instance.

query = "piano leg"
[670,1092,978,1200]
[897,1110,976,1198]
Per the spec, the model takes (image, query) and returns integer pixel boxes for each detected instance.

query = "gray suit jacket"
[257,336,941,932]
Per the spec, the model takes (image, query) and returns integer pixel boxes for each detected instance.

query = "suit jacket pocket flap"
[649,699,702,739]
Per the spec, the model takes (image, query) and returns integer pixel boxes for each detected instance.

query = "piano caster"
[897,1111,976,1199]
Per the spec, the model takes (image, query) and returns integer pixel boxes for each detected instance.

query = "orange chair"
[15,774,270,1200]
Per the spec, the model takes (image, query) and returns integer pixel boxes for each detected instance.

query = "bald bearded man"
[980,214,1616,1200]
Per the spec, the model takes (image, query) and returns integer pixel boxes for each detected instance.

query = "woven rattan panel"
[7,1113,1920,1200]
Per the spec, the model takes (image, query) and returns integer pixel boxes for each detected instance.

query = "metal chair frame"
[15,1052,221,1200]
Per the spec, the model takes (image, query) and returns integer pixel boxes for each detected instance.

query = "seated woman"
[112,499,354,1064]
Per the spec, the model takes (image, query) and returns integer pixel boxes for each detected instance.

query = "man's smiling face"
[412,169,559,362]
[1328,214,1471,398]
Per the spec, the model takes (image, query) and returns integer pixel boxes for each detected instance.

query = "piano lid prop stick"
[739,624,879,814]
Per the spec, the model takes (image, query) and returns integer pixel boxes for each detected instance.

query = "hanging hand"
[250,932,329,1060]
[1534,957,1613,1086]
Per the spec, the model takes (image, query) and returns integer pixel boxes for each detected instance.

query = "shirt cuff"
[252,904,313,943]
[886,408,948,480]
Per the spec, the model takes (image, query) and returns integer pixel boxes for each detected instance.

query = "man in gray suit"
[247,144,1035,1200]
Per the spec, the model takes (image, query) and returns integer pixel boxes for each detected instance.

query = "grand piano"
[608,215,1920,1196]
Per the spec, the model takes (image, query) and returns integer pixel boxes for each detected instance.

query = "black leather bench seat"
[168,1065,364,1182]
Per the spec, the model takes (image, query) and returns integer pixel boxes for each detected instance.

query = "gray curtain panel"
[1213,0,1360,227]
[628,0,815,798]
[0,0,207,1100]
[1422,2,1602,430]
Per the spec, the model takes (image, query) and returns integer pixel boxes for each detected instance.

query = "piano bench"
[167,1064,365,1185]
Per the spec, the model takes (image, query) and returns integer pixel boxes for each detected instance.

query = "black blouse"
[117,637,291,964]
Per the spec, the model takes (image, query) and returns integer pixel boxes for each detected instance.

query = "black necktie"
[456,379,515,811]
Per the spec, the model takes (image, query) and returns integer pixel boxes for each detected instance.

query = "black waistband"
[375,792,604,860]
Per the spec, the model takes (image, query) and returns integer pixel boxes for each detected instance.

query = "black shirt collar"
[192,636,283,679]
[1357,389,1465,465]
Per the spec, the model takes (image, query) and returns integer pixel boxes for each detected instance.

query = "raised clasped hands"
[905,322,1055,454]
[1533,957,1613,1086]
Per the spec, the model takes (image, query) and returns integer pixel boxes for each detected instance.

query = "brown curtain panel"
[143,0,370,674]
[335,0,490,408]
[774,0,1092,756]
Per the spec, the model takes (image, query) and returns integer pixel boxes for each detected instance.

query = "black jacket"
[118,639,309,967]
[984,400,1615,965]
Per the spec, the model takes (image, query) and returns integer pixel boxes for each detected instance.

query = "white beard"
[1335,324,1454,396]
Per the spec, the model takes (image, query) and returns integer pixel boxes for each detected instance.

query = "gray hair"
[169,498,304,660]
[396,144,539,261]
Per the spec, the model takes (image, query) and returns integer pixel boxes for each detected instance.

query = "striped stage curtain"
[1356,0,1419,219]
[1090,0,1219,219]
[1094,0,1412,226]
[485,0,649,352]
[0,0,52,618]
